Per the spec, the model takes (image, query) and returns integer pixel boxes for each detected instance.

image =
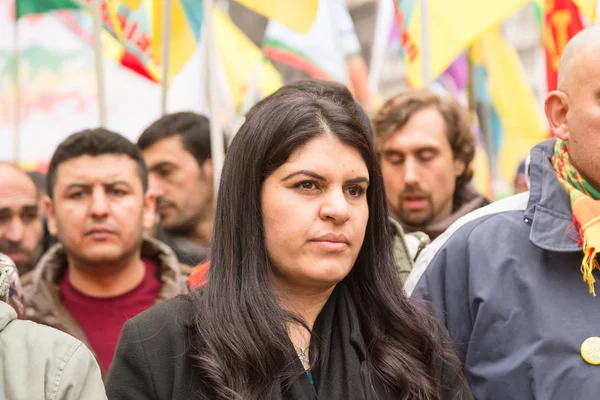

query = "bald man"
[0,164,44,275]
[406,27,600,399]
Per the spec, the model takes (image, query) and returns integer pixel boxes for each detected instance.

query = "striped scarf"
[553,139,600,296]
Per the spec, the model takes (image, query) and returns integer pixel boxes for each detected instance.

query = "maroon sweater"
[60,258,160,372]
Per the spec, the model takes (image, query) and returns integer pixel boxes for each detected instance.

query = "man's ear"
[44,196,58,236]
[544,90,570,140]
[202,158,214,186]
[453,159,466,178]
[143,191,156,231]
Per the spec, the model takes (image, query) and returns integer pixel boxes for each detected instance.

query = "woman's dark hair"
[188,80,462,399]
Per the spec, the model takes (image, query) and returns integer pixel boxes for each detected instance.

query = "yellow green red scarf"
[553,139,600,296]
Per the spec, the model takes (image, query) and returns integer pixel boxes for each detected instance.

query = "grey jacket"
[412,139,600,399]
[0,256,106,400]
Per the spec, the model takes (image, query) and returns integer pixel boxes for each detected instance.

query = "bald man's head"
[557,25,600,91]
[0,163,40,201]
[0,163,44,274]
[545,25,600,193]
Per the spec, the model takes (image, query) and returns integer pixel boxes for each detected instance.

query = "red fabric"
[60,258,160,372]
[188,261,210,288]
[120,50,158,82]
[544,0,585,92]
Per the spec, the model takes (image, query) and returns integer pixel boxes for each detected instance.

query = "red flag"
[544,0,585,92]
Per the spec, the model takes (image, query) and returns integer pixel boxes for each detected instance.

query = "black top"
[106,292,472,400]
[106,296,205,399]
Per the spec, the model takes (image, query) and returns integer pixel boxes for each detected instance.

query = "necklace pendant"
[298,348,310,366]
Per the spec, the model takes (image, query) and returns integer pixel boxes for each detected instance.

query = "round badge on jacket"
[581,337,600,365]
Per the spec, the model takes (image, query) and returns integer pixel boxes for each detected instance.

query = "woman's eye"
[294,180,319,191]
[346,186,366,197]
[299,181,317,190]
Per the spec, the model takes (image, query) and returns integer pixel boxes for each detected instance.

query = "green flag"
[16,0,81,19]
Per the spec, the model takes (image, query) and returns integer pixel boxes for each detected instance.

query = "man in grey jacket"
[0,253,106,399]
[411,26,600,399]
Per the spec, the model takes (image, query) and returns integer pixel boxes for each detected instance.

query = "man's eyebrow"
[65,183,91,191]
[149,161,175,171]
[282,170,326,181]
[105,180,131,187]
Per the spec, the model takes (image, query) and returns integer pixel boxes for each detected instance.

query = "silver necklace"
[298,347,310,367]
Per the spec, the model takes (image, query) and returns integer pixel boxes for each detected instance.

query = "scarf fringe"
[582,242,598,296]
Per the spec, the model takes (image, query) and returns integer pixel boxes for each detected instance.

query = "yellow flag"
[105,0,124,42]
[232,0,318,34]
[151,0,198,83]
[474,27,547,182]
[214,9,283,108]
[405,0,529,88]
[572,0,597,21]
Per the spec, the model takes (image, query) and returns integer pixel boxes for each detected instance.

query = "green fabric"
[16,0,80,19]
[389,217,430,283]
[533,2,542,29]
[306,370,317,396]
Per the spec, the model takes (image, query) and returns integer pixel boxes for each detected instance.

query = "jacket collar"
[30,235,187,298]
[401,185,489,240]
[524,138,581,252]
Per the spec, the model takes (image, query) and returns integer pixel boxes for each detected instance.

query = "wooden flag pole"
[368,0,393,94]
[13,14,21,162]
[204,0,225,197]
[161,0,172,115]
[92,0,107,126]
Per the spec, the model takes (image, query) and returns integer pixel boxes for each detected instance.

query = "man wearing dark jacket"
[138,113,215,266]
[411,26,600,399]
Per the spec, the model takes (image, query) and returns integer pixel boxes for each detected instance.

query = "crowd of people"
[1,25,599,400]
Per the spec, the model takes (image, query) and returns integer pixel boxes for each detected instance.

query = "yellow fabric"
[121,0,142,9]
[572,0,597,21]
[151,0,197,83]
[471,26,547,183]
[232,0,318,34]
[405,0,529,87]
[553,139,600,296]
[105,0,124,42]
[214,9,283,109]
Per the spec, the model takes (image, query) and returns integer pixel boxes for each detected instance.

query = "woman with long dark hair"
[106,81,471,400]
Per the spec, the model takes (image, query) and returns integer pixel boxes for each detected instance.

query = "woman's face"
[261,134,369,292]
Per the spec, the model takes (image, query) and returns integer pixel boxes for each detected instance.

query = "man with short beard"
[0,164,44,276]
[373,89,488,241]
[138,112,214,266]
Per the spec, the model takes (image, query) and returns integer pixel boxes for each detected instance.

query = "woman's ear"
[544,90,570,141]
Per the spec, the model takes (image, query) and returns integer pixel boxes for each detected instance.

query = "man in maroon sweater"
[22,129,191,379]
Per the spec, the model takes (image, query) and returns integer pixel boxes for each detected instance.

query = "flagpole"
[420,0,431,88]
[161,0,172,115]
[92,0,107,126]
[368,0,393,94]
[13,15,20,162]
[204,0,225,197]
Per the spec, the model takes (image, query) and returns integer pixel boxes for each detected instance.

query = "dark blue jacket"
[412,138,600,399]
